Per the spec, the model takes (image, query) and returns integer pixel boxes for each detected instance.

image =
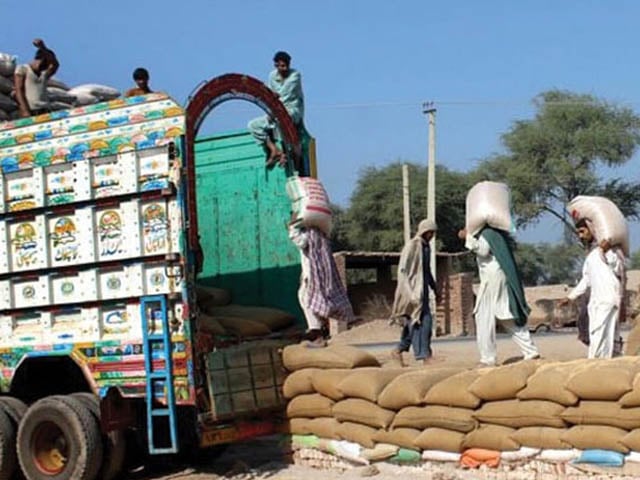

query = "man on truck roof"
[125,67,153,97]
[248,51,305,167]
[14,39,59,118]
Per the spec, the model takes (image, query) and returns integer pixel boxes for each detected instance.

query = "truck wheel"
[17,396,103,480]
[0,397,27,425]
[0,407,17,480]
[70,393,127,480]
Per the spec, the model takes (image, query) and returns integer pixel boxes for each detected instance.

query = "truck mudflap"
[199,418,284,448]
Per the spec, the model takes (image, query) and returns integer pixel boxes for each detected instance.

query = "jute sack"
[361,444,399,462]
[337,368,405,403]
[414,428,465,453]
[517,361,581,406]
[332,399,395,429]
[286,394,334,418]
[622,429,640,451]
[304,418,341,440]
[619,372,640,407]
[562,425,629,453]
[283,369,318,399]
[287,418,313,435]
[215,316,271,337]
[468,361,539,401]
[311,369,350,400]
[208,305,295,331]
[377,367,464,410]
[561,401,640,430]
[473,400,566,428]
[393,406,476,433]
[196,285,232,307]
[373,428,421,450]
[283,345,379,371]
[511,427,571,449]
[197,314,227,335]
[423,370,483,408]
[462,425,520,451]
[566,360,639,400]
[335,422,377,448]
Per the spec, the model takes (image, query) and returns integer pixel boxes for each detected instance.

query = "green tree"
[476,90,640,233]
[514,242,585,286]
[630,249,640,270]
[342,162,472,252]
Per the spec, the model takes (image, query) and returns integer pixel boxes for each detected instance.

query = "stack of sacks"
[196,285,296,337]
[0,52,17,121]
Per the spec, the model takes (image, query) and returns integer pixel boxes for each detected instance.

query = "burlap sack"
[562,426,629,453]
[622,429,640,451]
[561,401,640,430]
[517,361,580,406]
[393,406,476,433]
[414,428,465,453]
[215,317,271,337]
[619,373,640,407]
[209,305,295,331]
[566,361,639,401]
[198,314,227,335]
[373,428,421,450]
[294,418,341,440]
[336,422,377,448]
[196,285,232,307]
[337,368,405,403]
[377,367,464,410]
[511,427,571,449]
[311,369,350,400]
[332,399,395,429]
[283,345,379,371]
[462,425,520,451]
[283,369,318,399]
[423,370,483,408]
[286,394,334,418]
[468,361,539,401]
[473,400,566,428]
[360,443,399,462]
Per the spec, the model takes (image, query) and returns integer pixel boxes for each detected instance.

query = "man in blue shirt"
[248,51,304,167]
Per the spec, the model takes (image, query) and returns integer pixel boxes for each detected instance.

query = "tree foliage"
[514,242,584,286]
[476,90,640,232]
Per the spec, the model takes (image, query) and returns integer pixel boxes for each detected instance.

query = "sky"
[3,0,640,250]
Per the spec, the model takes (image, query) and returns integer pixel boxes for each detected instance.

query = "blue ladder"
[140,295,178,454]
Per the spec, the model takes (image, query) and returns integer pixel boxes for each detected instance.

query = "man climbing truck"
[0,73,310,480]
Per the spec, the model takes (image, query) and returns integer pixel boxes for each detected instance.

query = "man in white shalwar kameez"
[460,226,539,367]
[561,219,625,358]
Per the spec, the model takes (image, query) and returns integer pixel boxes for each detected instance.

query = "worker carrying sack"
[568,195,629,255]
[286,175,332,236]
[465,181,515,235]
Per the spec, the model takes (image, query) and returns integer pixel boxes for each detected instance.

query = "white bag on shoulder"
[465,181,515,235]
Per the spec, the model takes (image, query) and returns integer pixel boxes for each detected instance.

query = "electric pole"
[402,164,411,244]
[423,102,437,324]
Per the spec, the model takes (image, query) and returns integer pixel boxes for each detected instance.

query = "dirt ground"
[138,324,619,480]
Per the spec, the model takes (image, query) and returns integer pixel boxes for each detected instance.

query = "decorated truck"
[0,74,312,480]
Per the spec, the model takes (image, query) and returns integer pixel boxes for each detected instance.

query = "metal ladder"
[141,295,178,454]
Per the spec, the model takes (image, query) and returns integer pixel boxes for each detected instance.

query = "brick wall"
[435,272,475,336]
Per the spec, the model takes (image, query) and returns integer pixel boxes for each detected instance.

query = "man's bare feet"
[422,356,437,366]
[390,350,405,367]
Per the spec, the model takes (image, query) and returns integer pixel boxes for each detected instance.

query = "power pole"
[423,102,437,325]
[402,164,411,244]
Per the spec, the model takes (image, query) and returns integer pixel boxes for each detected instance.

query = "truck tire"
[0,397,27,425]
[70,393,126,480]
[0,407,16,480]
[17,396,103,480]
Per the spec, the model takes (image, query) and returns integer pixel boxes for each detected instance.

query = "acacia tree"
[476,90,640,233]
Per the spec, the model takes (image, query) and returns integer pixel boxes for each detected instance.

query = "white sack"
[0,53,16,77]
[47,87,76,104]
[286,175,332,236]
[72,91,99,106]
[465,181,514,235]
[568,195,629,255]
[421,450,461,462]
[69,84,120,101]
[536,449,580,462]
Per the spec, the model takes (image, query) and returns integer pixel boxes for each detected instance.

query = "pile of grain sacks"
[0,50,120,121]
[282,345,640,472]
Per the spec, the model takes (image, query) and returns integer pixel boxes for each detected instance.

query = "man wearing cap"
[459,225,539,366]
[390,219,441,365]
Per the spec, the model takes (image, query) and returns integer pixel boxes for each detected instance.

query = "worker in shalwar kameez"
[460,226,539,367]
[248,51,304,167]
[560,219,625,358]
[288,220,354,347]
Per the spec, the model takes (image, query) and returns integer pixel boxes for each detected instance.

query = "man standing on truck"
[390,219,441,366]
[288,217,353,347]
[559,219,625,358]
[125,67,153,97]
[14,39,59,117]
[248,51,304,167]
[460,225,540,367]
